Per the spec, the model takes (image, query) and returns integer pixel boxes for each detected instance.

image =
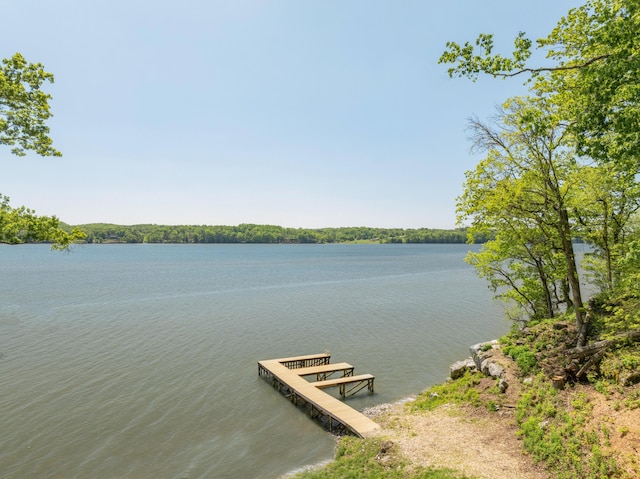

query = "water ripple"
[0,244,507,478]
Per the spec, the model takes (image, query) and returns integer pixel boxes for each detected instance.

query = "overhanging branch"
[496,54,610,78]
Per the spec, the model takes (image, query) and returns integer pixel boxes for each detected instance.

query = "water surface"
[0,243,508,478]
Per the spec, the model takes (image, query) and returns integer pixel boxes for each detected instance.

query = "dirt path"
[367,401,550,479]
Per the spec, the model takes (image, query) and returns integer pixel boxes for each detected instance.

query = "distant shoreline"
[66,223,490,245]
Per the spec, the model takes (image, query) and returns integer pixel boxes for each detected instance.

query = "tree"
[442,0,640,349]
[0,194,85,250]
[572,163,640,291]
[1,53,61,157]
[439,0,640,168]
[1,52,84,249]
[457,96,590,344]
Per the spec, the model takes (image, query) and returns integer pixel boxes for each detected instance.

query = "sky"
[2,1,584,229]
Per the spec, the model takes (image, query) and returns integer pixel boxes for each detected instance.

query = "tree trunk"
[558,207,586,346]
[535,257,555,318]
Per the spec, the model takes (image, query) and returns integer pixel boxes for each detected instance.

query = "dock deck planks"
[294,362,354,380]
[258,355,379,437]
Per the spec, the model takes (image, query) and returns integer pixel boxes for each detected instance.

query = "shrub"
[502,344,537,375]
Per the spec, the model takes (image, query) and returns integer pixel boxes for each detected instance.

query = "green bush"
[502,345,537,375]
[600,348,640,385]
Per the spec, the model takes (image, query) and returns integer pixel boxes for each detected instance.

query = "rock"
[523,377,534,385]
[621,370,640,386]
[481,358,505,379]
[470,340,499,370]
[450,358,477,379]
[498,378,509,393]
[376,440,394,460]
[449,340,506,382]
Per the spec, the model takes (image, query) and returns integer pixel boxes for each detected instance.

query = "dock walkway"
[258,353,379,437]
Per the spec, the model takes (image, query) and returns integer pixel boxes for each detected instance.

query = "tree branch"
[496,54,610,78]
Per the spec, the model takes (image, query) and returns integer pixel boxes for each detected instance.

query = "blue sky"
[2,1,582,228]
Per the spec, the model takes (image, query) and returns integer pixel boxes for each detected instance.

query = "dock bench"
[313,374,375,397]
[294,362,354,381]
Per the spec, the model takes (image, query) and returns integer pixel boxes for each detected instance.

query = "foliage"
[75,223,476,245]
[601,295,640,338]
[593,238,640,340]
[543,0,640,168]
[515,376,619,478]
[621,388,640,410]
[443,1,640,346]
[410,372,484,411]
[498,318,578,377]
[457,96,589,338]
[0,194,85,249]
[0,53,60,157]
[599,349,640,386]
[439,0,640,168]
[501,345,537,376]
[1,52,84,249]
[572,166,640,292]
[293,436,474,479]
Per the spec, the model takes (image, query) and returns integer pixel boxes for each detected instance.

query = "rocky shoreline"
[362,339,509,419]
[451,339,510,388]
[356,339,553,479]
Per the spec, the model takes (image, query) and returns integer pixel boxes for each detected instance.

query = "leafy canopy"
[0,194,85,250]
[1,52,84,249]
[0,53,61,157]
[439,0,640,166]
[445,1,640,344]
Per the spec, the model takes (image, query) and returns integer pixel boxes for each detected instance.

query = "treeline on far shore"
[74,223,489,244]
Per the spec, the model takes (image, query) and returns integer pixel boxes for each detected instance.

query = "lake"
[0,243,509,478]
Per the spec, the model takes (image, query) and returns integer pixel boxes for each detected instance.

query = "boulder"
[448,340,508,385]
[481,358,505,379]
[469,340,499,370]
[450,358,477,379]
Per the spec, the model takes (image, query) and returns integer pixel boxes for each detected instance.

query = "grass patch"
[515,375,619,478]
[410,372,484,412]
[292,437,476,479]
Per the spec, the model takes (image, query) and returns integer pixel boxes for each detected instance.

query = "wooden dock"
[295,362,354,380]
[258,353,379,437]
